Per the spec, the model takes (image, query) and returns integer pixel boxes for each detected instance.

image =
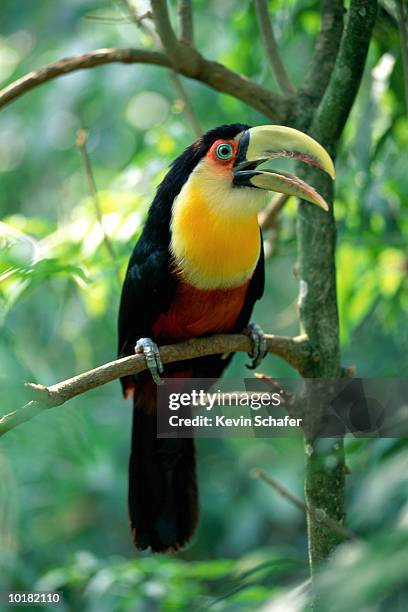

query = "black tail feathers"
[128,399,198,553]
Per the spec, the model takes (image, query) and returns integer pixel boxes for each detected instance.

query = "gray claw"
[244,323,268,369]
[135,338,164,385]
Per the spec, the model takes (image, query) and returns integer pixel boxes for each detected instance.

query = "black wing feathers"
[117,242,175,358]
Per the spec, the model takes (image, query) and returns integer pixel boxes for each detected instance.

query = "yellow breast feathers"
[170,169,263,290]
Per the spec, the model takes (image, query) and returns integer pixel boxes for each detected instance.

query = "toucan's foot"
[244,323,268,369]
[135,338,164,385]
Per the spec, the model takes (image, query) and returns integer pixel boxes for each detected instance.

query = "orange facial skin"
[205,138,238,170]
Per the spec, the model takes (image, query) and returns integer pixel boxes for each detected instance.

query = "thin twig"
[133,10,153,25]
[0,333,313,437]
[76,130,121,284]
[259,193,290,230]
[178,0,194,45]
[397,0,408,116]
[121,1,202,137]
[254,372,301,419]
[258,195,288,260]
[115,0,153,27]
[85,15,131,24]
[169,71,202,137]
[251,469,359,542]
[254,0,296,95]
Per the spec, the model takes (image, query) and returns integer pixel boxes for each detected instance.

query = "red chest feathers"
[151,280,250,343]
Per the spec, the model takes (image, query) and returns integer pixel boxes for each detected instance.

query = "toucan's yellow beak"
[233,125,335,211]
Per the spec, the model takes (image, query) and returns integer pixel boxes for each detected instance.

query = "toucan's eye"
[215,143,234,160]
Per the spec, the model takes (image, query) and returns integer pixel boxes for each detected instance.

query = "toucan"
[117,123,335,553]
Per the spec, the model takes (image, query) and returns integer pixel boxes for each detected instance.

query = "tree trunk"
[292,0,378,593]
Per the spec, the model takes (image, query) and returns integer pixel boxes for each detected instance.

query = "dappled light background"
[1,0,407,609]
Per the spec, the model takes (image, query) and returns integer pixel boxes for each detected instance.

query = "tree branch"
[259,193,289,230]
[302,0,344,105]
[116,0,153,28]
[0,48,287,122]
[0,333,314,438]
[178,0,194,45]
[196,56,287,120]
[169,71,202,137]
[76,129,121,285]
[116,2,202,138]
[251,469,358,542]
[311,0,378,149]
[0,48,170,109]
[397,0,408,116]
[150,0,195,73]
[254,0,296,95]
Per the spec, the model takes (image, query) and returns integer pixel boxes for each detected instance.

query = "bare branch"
[85,15,131,24]
[117,3,201,138]
[169,71,202,137]
[0,333,314,437]
[0,48,170,110]
[254,0,296,95]
[0,47,287,122]
[197,57,287,120]
[259,193,289,230]
[254,372,300,419]
[178,0,194,45]
[397,0,408,116]
[251,469,358,542]
[115,0,153,28]
[150,0,195,72]
[303,0,344,104]
[76,130,121,284]
[132,10,153,25]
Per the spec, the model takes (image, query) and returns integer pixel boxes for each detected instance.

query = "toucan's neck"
[170,173,261,290]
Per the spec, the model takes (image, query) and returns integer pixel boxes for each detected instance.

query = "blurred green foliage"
[0,1,407,610]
